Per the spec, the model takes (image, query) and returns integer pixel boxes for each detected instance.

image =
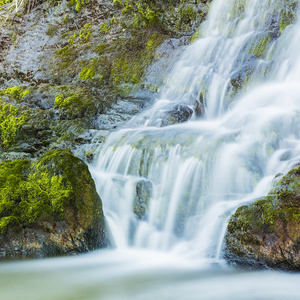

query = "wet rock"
[161,104,193,127]
[194,92,205,118]
[94,97,150,130]
[0,149,111,258]
[75,132,93,144]
[133,180,153,219]
[224,166,300,270]
[91,130,110,143]
[17,142,37,154]
[0,151,31,162]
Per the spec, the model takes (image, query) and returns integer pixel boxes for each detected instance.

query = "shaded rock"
[133,180,153,219]
[194,92,205,118]
[224,166,300,270]
[161,104,193,127]
[0,149,111,259]
[75,132,93,144]
[17,142,37,154]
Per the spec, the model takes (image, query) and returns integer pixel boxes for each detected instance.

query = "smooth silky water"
[2,0,300,299]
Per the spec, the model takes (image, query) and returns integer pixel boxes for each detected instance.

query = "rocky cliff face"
[0,0,211,160]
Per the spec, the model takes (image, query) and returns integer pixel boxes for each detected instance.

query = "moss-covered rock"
[224,166,300,270]
[0,149,111,258]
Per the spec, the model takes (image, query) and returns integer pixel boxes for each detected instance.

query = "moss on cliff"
[0,86,30,101]
[50,0,211,94]
[0,103,27,149]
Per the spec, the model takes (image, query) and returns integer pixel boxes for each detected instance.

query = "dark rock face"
[161,104,193,127]
[133,180,152,219]
[224,166,300,270]
[0,149,111,258]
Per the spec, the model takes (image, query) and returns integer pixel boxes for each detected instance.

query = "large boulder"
[0,149,111,258]
[224,166,300,270]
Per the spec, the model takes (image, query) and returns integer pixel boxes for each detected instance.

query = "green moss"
[176,5,197,30]
[54,88,99,119]
[52,0,210,92]
[110,32,166,89]
[46,24,58,37]
[95,43,107,55]
[0,86,30,101]
[79,66,95,80]
[55,94,81,108]
[0,103,26,149]
[189,29,202,43]
[279,1,298,34]
[80,23,92,43]
[249,35,272,58]
[228,165,300,246]
[228,0,246,19]
[10,32,18,45]
[99,22,110,34]
[0,0,12,7]
[116,0,165,28]
[0,159,34,233]
[67,32,77,45]
[55,45,78,69]
[63,14,69,24]
[68,0,88,11]
[0,149,102,234]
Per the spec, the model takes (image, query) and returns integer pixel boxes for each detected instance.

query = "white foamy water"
[3,0,300,299]
[91,0,300,262]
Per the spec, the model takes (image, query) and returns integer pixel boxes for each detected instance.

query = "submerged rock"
[224,166,300,270]
[161,104,193,127]
[133,180,153,219]
[0,149,111,258]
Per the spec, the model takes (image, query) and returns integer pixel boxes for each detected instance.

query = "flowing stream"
[2,0,300,299]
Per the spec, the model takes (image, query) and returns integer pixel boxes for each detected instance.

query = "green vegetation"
[249,34,272,58]
[229,166,300,235]
[51,0,211,94]
[68,0,89,11]
[110,32,165,87]
[279,1,298,34]
[79,23,92,43]
[230,0,246,19]
[0,86,30,101]
[0,149,101,234]
[0,103,26,149]
[78,66,96,80]
[54,88,98,119]
[226,165,300,269]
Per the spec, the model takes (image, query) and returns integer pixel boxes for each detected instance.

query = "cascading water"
[90,0,300,267]
[3,0,300,299]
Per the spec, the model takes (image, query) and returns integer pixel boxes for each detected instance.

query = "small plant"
[79,23,92,43]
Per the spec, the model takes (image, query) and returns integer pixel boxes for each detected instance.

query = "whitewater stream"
[2,0,300,299]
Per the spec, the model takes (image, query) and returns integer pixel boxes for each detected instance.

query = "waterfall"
[90,0,300,265]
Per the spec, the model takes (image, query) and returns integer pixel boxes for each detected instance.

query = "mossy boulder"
[0,149,111,258]
[224,166,300,270]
